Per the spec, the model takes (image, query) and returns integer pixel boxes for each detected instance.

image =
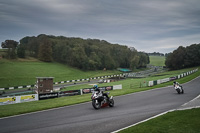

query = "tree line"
[165,43,200,70]
[1,34,150,70]
[148,52,165,56]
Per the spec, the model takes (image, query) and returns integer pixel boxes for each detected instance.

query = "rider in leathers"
[93,85,109,100]
[173,81,180,87]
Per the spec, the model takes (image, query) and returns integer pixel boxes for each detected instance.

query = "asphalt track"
[0,77,200,133]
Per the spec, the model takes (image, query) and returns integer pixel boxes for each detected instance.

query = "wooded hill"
[16,34,149,70]
[165,43,200,70]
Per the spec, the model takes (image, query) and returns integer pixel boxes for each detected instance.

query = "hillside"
[0,58,121,88]
[149,56,165,66]
[0,54,166,88]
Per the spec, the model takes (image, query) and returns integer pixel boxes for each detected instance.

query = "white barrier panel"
[113,84,122,90]
[148,81,153,86]
[161,78,169,83]
[157,80,161,85]
[9,87,14,90]
[147,69,198,87]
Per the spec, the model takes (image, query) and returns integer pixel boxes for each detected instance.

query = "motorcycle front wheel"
[92,100,101,109]
[181,86,184,94]
[176,89,181,94]
[109,99,114,107]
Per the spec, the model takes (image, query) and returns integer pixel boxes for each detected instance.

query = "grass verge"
[119,108,200,133]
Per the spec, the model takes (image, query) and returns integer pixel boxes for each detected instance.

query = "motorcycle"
[174,84,184,94]
[91,91,114,109]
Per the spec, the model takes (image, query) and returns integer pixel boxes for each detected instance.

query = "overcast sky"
[1,0,200,53]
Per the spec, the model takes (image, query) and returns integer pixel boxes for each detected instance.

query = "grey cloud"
[0,0,200,53]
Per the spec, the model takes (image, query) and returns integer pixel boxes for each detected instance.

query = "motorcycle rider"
[93,85,100,93]
[173,81,180,87]
[93,85,109,100]
[173,80,184,94]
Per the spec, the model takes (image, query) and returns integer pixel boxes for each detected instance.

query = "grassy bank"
[120,108,200,133]
[149,56,165,66]
[0,66,199,118]
[0,55,163,88]
[0,59,121,88]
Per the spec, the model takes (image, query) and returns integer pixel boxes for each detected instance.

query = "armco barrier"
[148,68,198,87]
[0,85,35,91]
[0,73,124,91]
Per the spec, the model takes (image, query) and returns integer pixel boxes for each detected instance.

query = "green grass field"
[0,59,121,88]
[149,56,165,66]
[120,108,200,133]
[0,55,163,88]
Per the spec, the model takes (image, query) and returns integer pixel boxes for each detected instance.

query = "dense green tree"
[18,34,149,70]
[38,38,52,62]
[165,44,200,70]
[17,44,26,58]
[165,53,173,68]
[130,55,140,69]
[167,46,186,70]
[1,40,18,59]
[20,36,39,57]
[184,44,200,67]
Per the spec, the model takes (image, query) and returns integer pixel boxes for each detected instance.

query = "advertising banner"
[0,97,16,105]
[59,90,81,96]
[20,94,38,102]
[170,76,177,81]
[82,86,113,94]
[39,92,58,100]
[99,86,113,91]
[0,94,38,105]
[82,88,93,94]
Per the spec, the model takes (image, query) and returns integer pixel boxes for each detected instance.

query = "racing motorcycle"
[174,84,184,94]
[91,91,114,109]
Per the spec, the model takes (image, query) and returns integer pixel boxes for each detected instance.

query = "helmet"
[93,84,98,88]
[173,81,176,84]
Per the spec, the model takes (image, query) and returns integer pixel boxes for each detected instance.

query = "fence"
[0,73,125,91]
[148,68,198,87]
